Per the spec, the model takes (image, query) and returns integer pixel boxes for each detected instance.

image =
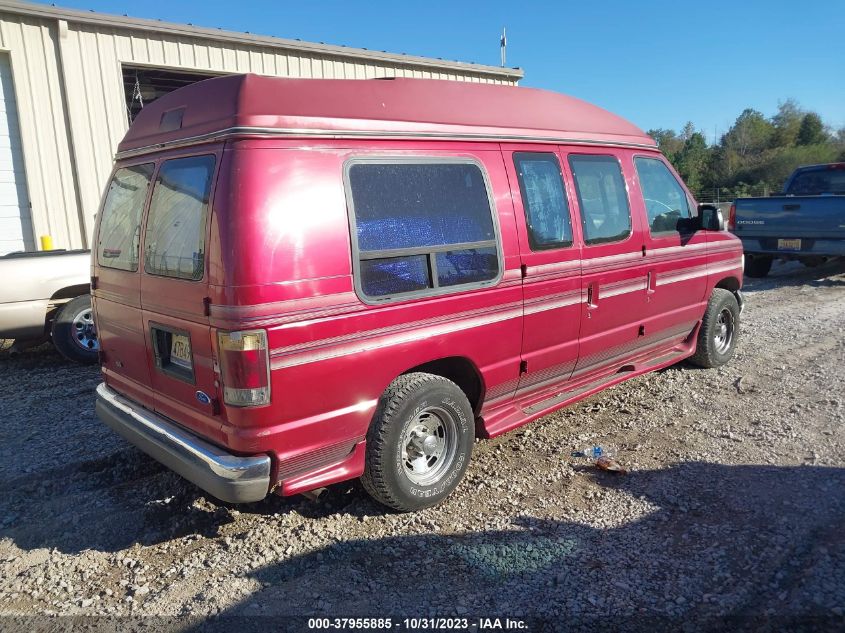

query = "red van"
[93,75,743,511]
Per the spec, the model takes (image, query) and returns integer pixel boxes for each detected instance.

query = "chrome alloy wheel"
[714,307,734,355]
[72,308,99,352]
[401,407,458,486]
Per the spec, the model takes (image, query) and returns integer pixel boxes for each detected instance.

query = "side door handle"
[783,204,801,211]
[587,282,599,309]
[646,271,656,295]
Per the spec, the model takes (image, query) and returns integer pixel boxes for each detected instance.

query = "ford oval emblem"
[195,390,212,405]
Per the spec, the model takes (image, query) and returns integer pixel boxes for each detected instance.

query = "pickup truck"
[0,249,97,363]
[731,162,845,277]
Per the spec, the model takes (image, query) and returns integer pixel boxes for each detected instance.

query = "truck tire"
[744,255,772,278]
[52,295,98,364]
[690,289,740,369]
[361,372,474,512]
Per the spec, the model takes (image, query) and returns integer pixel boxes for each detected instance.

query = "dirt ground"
[1,259,844,631]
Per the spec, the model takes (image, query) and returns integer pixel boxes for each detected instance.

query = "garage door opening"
[123,66,219,123]
[0,52,33,255]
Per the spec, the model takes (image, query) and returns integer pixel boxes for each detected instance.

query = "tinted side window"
[347,161,499,300]
[513,152,573,250]
[568,155,631,245]
[97,164,154,271]
[635,157,692,234]
[144,155,216,281]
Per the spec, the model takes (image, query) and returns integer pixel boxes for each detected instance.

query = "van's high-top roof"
[118,74,656,156]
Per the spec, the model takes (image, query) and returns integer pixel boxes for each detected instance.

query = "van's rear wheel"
[744,255,772,278]
[52,295,98,364]
[690,289,740,369]
[361,373,474,512]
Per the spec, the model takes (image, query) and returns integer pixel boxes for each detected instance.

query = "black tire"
[744,255,772,278]
[51,295,99,364]
[689,289,740,369]
[361,372,474,512]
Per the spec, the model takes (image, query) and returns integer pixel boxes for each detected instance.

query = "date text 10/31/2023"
[306,617,528,630]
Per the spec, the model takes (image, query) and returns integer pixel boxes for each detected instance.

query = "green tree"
[676,131,710,192]
[770,99,804,147]
[722,109,774,156]
[796,113,827,145]
[647,128,684,161]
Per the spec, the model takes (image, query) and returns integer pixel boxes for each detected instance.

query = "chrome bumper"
[95,383,271,503]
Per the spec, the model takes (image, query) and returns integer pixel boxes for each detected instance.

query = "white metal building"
[0,1,522,255]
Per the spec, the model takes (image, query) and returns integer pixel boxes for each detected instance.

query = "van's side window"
[634,157,693,235]
[513,152,573,250]
[97,163,154,271]
[144,155,216,281]
[568,154,631,245]
[347,160,499,299]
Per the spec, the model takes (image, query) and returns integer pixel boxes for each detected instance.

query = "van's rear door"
[139,149,221,440]
[94,162,156,407]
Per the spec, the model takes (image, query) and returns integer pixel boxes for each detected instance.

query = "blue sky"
[54,0,844,143]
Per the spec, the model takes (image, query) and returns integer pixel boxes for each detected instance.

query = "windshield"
[785,168,845,195]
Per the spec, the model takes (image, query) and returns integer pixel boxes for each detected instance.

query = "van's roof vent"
[159,107,184,132]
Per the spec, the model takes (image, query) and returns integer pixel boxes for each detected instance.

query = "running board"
[520,349,684,416]
[522,376,608,415]
[643,348,688,368]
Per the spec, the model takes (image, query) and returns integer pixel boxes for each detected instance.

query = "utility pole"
[500,27,507,67]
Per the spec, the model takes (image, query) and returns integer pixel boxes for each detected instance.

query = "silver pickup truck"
[0,249,97,363]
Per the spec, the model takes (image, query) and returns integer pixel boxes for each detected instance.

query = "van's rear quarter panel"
[210,141,523,475]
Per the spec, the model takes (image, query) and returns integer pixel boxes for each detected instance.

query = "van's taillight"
[728,204,737,231]
[216,330,271,407]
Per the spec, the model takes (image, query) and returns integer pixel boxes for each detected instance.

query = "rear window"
[786,168,845,195]
[97,163,154,271]
[144,155,216,281]
[346,160,500,300]
[569,154,632,245]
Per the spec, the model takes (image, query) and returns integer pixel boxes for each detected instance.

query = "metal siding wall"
[0,14,82,249]
[0,12,516,250]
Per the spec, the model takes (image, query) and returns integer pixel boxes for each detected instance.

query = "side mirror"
[699,204,725,231]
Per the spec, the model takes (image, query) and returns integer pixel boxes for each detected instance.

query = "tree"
[722,109,774,156]
[647,128,684,161]
[770,99,804,148]
[796,113,827,145]
[676,131,710,192]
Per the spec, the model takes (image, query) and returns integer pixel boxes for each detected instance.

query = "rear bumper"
[95,383,271,503]
[739,237,845,257]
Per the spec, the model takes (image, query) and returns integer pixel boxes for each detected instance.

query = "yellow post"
[40,235,54,251]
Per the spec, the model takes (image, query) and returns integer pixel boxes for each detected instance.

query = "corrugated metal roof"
[119,74,654,154]
[0,0,523,80]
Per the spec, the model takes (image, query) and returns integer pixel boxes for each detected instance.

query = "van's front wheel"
[690,289,740,368]
[361,373,474,512]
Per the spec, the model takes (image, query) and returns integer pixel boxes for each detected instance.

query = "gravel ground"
[1,259,844,631]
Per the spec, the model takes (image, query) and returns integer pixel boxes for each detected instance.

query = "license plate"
[170,334,192,370]
[777,238,802,251]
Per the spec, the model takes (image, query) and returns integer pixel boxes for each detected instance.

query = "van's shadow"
[184,462,845,630]
[0,444,382,554]
[3,453,844,626]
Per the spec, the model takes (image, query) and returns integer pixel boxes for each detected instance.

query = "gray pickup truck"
[732,162,845,277]
[0,249,97,363]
